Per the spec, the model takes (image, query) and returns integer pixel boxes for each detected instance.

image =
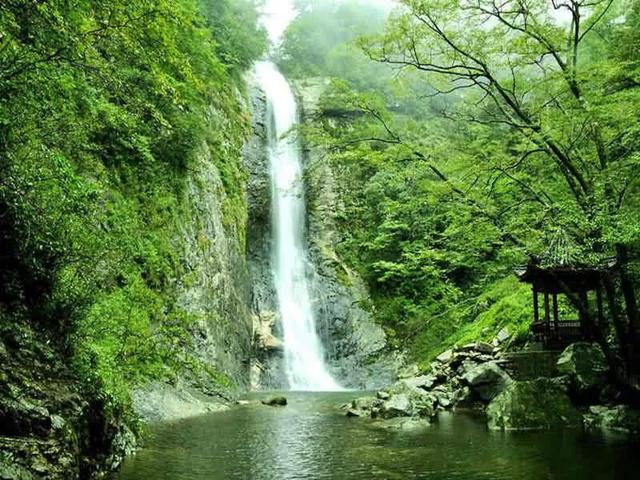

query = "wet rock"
[376,391,390,400]
[461,361,512,402]
[583,405,640,434]
[261,396,287,407]
[376,417,431,431]
[556,342,608,395]
[401,375,437,391]
[346,408,364,417]
[252,311,283,351]
[344,396,381,418]
[380,394,413,418]
[487,378,582,430]
[352,396,377,411]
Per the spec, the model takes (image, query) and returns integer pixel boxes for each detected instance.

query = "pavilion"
[516,232,616,346]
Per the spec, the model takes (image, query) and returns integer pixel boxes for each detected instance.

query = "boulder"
[583,405,640,434]
[352,396,377,411]
[474,342,495,354]
[261,396,287,407]
[380,393,413,418]
[376,390,390,400]
[413,394,437,418]
[432,385,453,409]
[429,362,452,382]
[388,379,422,396]
[456,359,479,378]
[556,342,608,394]
[461,361,512,402]
[451,386,472,406]
[487,378,583,430]
[345,396,380,417]
[402,375,437,390]
[398,364,420,379]
[436,349,454,364]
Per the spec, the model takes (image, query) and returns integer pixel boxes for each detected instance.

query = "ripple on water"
[111,392,639,480]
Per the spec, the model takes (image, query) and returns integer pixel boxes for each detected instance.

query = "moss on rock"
[487,378,583,431]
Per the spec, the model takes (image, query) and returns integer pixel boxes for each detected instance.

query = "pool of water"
[111,392,638,480]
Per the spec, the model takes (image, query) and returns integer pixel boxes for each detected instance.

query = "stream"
[111,392,637,480]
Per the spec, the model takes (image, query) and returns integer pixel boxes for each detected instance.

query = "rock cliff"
[296,78,402,390]
[133,135,254,421]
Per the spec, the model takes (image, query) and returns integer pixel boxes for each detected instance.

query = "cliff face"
[133,135,254,422]
[243,81,288,389]
[294,79,403,390]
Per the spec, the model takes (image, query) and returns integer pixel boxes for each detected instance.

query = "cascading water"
[254,1,340,391]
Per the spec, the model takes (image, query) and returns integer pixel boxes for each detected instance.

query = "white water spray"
[255,1,340,391]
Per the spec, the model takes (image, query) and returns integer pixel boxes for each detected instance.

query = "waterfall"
[254,61,340,391]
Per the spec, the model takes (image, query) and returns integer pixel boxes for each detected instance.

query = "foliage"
[0,0,265,410]
[284,0,640,366]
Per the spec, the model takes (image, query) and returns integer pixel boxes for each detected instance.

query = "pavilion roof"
[515,230,616,290]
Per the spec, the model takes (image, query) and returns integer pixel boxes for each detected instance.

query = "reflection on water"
[111,392,638,480]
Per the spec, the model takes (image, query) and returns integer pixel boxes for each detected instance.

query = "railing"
[530,320,586,344]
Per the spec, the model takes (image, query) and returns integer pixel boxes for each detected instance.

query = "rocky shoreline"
[343,337,640,435]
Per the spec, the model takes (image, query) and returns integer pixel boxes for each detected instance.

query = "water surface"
[111,392,637,480]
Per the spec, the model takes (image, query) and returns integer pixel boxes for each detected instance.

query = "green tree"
[356,0,640,383]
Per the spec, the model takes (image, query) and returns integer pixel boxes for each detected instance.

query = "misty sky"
[260,0,297,45]
[259,0,396,45]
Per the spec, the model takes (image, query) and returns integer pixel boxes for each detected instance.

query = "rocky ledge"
[0,327,136,480]
[344,338,640,435]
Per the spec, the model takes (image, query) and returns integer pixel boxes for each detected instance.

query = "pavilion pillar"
[552,293,559,334]
[543,292,551,337]
[533,288,539,324]
[578,291,590,338]
[596,287,604,327]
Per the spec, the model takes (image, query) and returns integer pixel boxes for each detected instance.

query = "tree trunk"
[602,277,628,372]
[616,244,639,372]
